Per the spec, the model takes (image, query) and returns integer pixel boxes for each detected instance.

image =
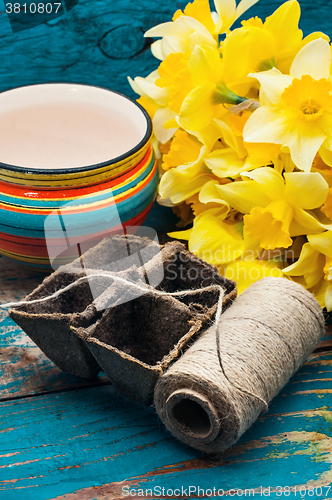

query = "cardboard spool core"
[165,389,221,444]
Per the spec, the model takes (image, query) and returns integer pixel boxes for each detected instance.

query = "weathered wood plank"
[0,0,330,98]
[0,255,110,399]
[0,254,44,303]
[2,353,332,499]
[0,0,189,97]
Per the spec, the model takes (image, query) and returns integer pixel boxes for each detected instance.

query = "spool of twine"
[154,277,325,453]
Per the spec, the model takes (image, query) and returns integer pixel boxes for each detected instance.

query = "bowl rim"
[0,82,152,176]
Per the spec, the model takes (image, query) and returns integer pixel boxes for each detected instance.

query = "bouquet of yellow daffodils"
[129,0,332,310]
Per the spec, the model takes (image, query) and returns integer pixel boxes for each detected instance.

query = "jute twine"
[154,277,325,454]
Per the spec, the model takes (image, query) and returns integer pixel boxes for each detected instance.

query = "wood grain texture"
[0,0,190,98]
[2,353,332,499]
[0,256,109,399]
[0,0,331,98]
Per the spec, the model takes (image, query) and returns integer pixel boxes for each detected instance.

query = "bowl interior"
[0,84,150,172]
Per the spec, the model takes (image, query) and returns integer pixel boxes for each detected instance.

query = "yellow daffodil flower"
[158,123,230,204]
[243,38,332,172]
[223,259,283,294]
[155,52,193,114]
[129,70,179,143]
[159,114,261,206]
[145,11,217,61]
[212,167,329,250]
[172,0,218,34]
[158,161,218,205]
[213,0,259,34]
[146,0,259,62]
[283,231,332,310]
[170,212,245,264]
[137,96,158,120]
[203,117,266,178]
[221,0,329,97]
[190,192,231,219]
[169,211,283,293]
[161,129,202,171]
[179,44,248,131]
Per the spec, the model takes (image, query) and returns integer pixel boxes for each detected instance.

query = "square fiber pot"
[74,241,237,404]
[9,236,236,404]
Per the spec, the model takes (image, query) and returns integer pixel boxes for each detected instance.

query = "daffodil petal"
[132,77,170,107]
[318,112,332,150]
[249,69,293,105]
[286,120,326,172]
[243,106,289,145]
[301,31,330,47]
[284,172,329,209]
[318,146,332,167]
[264,0,302,55]
[308,231,332,258]
[153,107,178,143]
[214,0,236,30]
[159,169,213,203]
[283,244,325,289]
[205,149,246,178]
[178,15,214,38]
[146,16,211,39]
[185,211,244,264]
[224,259,283,295]
[146,16,215,59]
[189,45,223,86]
[215,119,247,158]
[290,207,325,236]
[183,0,216,34]
[290,38,332,80]
[310,209,332,231]
[309,279,330,309]
[168,227,192,241]
[190,121,225,150]
[215,179,271,213]
[187,31,217,52]
[145,21,174,38]
[179,83,216,130]
[241,167,284,200]
[235,0,259,20]
[161,36,187,57]
[199,180,231,209]
[150,40,164,60]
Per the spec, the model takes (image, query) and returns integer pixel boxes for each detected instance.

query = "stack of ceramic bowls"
[0,83,158,271]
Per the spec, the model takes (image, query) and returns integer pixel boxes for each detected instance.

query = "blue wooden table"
[1,0,332,498]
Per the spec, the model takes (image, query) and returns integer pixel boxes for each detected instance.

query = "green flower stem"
[213,83,248,105]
